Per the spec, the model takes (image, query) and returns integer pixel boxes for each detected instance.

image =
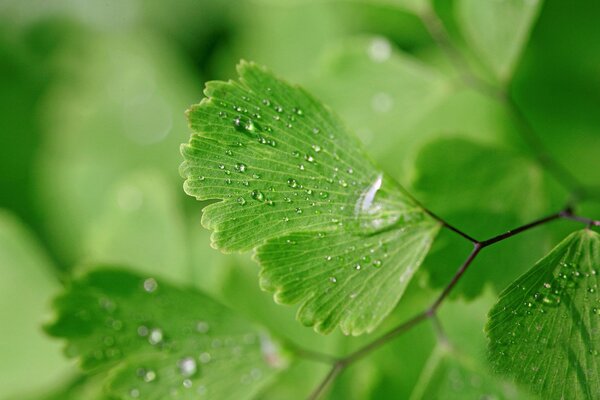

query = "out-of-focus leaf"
[309,36,450,159]
[82,170,189,283]
[410,345,531,399]
[413,137,567,298]
[36,30,200,264]
[46,268,288,400]
[487,229,600,399]
[456,0,542,81]
[0,211,72,398]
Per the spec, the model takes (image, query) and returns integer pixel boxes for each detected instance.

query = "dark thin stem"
[423,208,479,243]
[429,243,482,311]
[480,211,565,247]
[307,362,345,400]
[560,211,600,227]
[344,312,429,365]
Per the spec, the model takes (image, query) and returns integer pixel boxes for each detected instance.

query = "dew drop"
[368,37,391,62]
[329,277,337,283]
[143,278,158,293]
[183,379,193,389]
[287,178,298,188]
[196,321,209,333]
[148,328,163,345]
[237,197,246,206]
[178,357,198,377]
[251,190,265,202]
[235,163,247,172]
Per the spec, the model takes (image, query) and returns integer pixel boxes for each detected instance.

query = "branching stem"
[305,6,600,398]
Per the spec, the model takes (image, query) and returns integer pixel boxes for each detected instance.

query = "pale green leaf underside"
[457,0,542,80]
[487,230,600,399]
[180,61,439,335]
[46,269,285,400]
[410,345,532,400]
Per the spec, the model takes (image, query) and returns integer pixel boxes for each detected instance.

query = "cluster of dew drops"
[198,90,370,221]
[91,278,270,399]
[494,260,600,361]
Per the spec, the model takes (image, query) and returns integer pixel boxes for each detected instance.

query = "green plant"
[3,1,600,399]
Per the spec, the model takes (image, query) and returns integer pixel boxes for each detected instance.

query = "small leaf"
[456,0,542,81]
[180,61,440,334]
[0,211,72,398]
[46,268,286,400]
[486,229,600,398]
[410,345,532,400]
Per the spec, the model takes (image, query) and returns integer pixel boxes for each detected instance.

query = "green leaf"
[0,211,72,399]
[456,0,542,81]
[180,61,440,335]
[413,137,566,298]
[486,229,600,398]
[410,345,531,400]
[36,30,200,264]
[46,268,287,400]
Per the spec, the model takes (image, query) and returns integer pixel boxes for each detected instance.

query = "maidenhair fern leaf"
[46,268,286,400]
[486,229,600,399]
[180,61,440,335]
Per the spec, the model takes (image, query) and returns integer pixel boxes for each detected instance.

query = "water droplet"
[137,325,149,337]
[143,278,158,293]
[262,99,271,106]
[371,92,393,113]
[218,164,225,170]
[329,277,337,283]
[251,190,265,201]
[292,150,300,157]
[368,37,391,62]
[372,259,382,268]
[130,388,140,398]
[312,144,321,152]
[354,263,361,270]
[287,178,298,188]
[298,164,305,171]
[295,208,303,214]
[225,149,233,156]
[196,321,209,333]
[237,197,246,206]
[198,352,211,364]
[183,379,193,389]
[312,127,320,134]
[325,255,332,261]
[148,328,163,345]
[178,357,198,377]
[198,176,205,181]
[235,163,247,172]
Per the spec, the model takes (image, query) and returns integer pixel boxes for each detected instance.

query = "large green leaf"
[46,268,287,400]
[486,229,600,398]
[0,211,72,399]
[180,61,440,335]
[456,0,542,81]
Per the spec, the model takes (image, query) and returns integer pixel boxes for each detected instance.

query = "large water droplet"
[178,357,198,377]
[143,278,158,293]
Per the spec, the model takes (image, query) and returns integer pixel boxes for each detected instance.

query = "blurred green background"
[0,0,598,398]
